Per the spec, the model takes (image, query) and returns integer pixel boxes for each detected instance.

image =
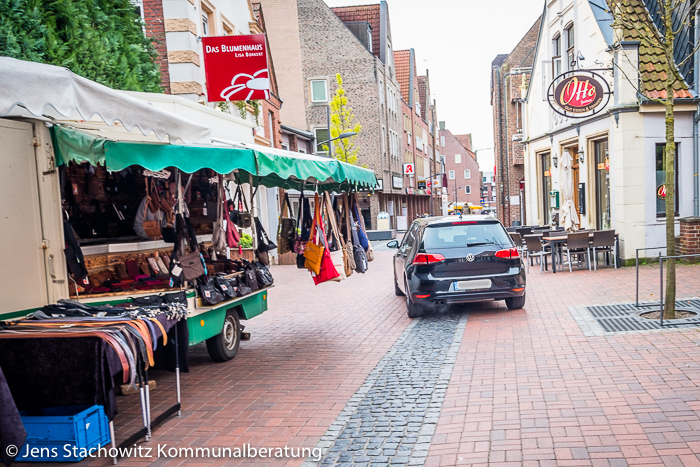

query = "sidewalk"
[100,250,700,466]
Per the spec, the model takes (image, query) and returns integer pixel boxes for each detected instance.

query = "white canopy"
[0,57,211,144]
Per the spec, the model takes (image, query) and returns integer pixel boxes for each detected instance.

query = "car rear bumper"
[409,269,526,305]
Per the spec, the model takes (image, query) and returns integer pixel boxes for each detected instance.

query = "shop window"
[656,143,679,217]
[310,80,328,103]
[314,128,329,155]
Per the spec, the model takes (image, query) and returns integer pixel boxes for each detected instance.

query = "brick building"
[490,17,541,227]
[394,49,434,224]
[259,0,406,230]
[439,128,481,207]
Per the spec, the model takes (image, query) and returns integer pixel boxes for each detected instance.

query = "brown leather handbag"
[142,179,161,239]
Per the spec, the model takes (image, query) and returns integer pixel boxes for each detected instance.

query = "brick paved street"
[101,247,700,466]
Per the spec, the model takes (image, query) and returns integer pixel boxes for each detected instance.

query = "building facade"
[522,0,698,261]
[439,128,481,207]
[491,17,541,227]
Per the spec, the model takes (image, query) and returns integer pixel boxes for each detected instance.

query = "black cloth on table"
[0,366,26,467]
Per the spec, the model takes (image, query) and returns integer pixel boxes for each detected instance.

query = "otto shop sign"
[547,70,611,118]
[202,35,270,102]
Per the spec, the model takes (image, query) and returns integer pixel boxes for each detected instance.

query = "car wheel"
[206,309,241,362]
[405,279,424,318]
[505,293,526,310]
[394,273,405,296]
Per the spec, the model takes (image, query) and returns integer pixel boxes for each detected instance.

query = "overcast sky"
[322,0,544,172]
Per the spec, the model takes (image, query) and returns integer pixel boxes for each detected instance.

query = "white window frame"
[298,147,307,154]
[310,79,328,103]
[280,142,290,150]
[455,153,462,164]
[440,135,445,148]
[449,170,455,180]
[465,186,471,195]
[464,169,471,179]
[313,127,330,155]
[267,110,274,144]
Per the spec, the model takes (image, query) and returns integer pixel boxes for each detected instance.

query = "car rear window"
[422,222,512,249]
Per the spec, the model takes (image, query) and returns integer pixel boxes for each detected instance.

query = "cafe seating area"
[507,226,618,274]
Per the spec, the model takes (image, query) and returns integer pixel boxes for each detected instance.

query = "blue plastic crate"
[15,405,111,462]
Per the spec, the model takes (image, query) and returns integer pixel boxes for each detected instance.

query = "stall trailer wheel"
[206,309,242,362]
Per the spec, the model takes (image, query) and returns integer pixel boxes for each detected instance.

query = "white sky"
[322,0,544,172]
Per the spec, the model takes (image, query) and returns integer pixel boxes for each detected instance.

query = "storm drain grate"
[569,298,700,336]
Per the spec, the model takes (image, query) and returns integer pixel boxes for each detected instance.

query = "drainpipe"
[495,66,508,225]
[502,71,513,226]
[694,3,700,216]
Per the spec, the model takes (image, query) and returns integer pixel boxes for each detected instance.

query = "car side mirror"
[387,240,399,248]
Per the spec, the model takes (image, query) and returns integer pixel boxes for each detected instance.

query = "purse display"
[277,193,296,255]
[255,217,277,253]
[349,208,368,274]
[231,185,253,228]
[214,275,236,299]
[305,194,339,285]
[142,178,162,239]
[352,193,370,252]
[295,191,312,269]
[324,193,346,281]
[253,262,274,287]
[198,278,224,306]
[211,177,227,256]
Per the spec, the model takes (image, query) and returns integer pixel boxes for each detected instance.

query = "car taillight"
[495,248,520,259]
[413,253,446,265]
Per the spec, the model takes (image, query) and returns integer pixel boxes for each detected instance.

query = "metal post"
[659,253,664,327]
[144,369,152,438]
[327,105,332,158]
[109,421,117,465]
[174,320,181,416]
[635,249,639,307]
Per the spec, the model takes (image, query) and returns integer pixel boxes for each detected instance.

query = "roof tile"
[394,49,411,102]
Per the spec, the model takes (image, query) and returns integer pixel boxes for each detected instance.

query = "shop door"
[0,120,50,313]
[594,140,611,230]
[568,147,581,217]
[540,153,552,225]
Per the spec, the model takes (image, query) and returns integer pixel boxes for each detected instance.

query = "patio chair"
[563,232,592,272]
[523,234,548,273]
[591,230,617,270]
[509,232,525,257]
[515,227,532,237]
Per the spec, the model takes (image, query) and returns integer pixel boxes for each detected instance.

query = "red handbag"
[311,199,340,285]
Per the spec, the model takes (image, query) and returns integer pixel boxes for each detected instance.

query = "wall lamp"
[577,146,585,164]
[552,152,559,168]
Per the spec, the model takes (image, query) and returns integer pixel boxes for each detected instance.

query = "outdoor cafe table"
[541,231,618,273]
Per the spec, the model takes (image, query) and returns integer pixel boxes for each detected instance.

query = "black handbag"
[237,284,252,297]
[255,217,277,252]
[253,262,274,287]
[214,275,236,299]
[242,262,259,291]
[198,278,223,306]
[231,186,252,228]
[163,291,187,304]
[295,191,312,269]
[130,295,163,307]
[349,210,368,273]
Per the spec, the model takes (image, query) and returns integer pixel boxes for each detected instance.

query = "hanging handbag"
[232,185,253,228]
[352,193,370,252]
[256,249,270,266]
[142,179,162,239]
[277,193,296,255]
[295,190,312,268]
[211,177,227,255]
[342,194,356,274]
[349,209,368,274]
[198,278,224,306]
[310,203,340,285]
[241,260,259,291]
[324,193,346,281]
[255,217,277,252]
[303,194,325,275]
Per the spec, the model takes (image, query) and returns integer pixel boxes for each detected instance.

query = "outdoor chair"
[591,230,617,270]
[563,232,592,272]
[515,227,532,237]
[509,232,525,256]
[523,234,548,273]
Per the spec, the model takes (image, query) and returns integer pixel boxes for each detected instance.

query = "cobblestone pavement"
[91,247,700,467]
[308,314,468,466]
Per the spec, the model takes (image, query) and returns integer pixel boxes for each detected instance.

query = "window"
[449,170,455,180]
[314,128,329,155]
[407,132,412,145]
[201,12,210,36]
[267,111,274,144]
[131,0,144,19]
[465,186,471,195]
[656,143,679,217]
[310,80,328,103]
[381,126,386,154]
[552,34,561,79]
[280,142,289,150]
[565,24,575,70]
[416,103,421,117]
[298,147,307,154]
[440,135,445,147]
[455,154,462,164]
[222,19,234,36]
[200,2,214,37]
[464,169,471,179]
[422,223,511,250]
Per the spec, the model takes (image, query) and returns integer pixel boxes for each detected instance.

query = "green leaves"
[329,73,361,165]
[0,0,162,92]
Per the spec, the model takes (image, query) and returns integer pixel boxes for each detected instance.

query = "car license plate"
[455,279,491,290]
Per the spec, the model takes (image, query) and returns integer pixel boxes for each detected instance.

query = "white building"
[522,0,698,261]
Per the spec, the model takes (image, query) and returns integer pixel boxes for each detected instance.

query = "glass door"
[540,153,552,225]
[594,140,611,230]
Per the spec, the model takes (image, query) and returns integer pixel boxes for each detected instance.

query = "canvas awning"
[52,126,377,191]
[0,57,211,144]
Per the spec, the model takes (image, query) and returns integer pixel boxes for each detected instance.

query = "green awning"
[52,125,377,190]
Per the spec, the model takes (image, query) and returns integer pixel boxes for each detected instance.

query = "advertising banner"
[202,35,270,102]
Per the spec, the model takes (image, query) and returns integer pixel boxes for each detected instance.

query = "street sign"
[417,179,427,190]
[403,163,415,175]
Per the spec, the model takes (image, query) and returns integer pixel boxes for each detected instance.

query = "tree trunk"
[663,0,676,319]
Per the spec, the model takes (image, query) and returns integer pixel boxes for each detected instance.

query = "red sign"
[201,35,269,102]
[657,184,667,199]
[547,71,610,118]
[403,163,415,175]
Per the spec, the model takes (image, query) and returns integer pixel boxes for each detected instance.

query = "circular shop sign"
[548,71,611,118]
[657,184,667,199]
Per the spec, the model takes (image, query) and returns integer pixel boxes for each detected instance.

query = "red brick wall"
[143,0,170,93]
[679,217,700,260]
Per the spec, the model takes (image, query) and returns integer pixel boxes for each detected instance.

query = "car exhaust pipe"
[433,299,447,306]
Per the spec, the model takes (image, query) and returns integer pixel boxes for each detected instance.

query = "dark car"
[387,215,526,318]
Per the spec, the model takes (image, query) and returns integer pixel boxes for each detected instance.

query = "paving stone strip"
[302,313,469,467]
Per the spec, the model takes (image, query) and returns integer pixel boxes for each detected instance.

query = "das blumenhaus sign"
[547,70,611,118]
[202,35,270,102]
